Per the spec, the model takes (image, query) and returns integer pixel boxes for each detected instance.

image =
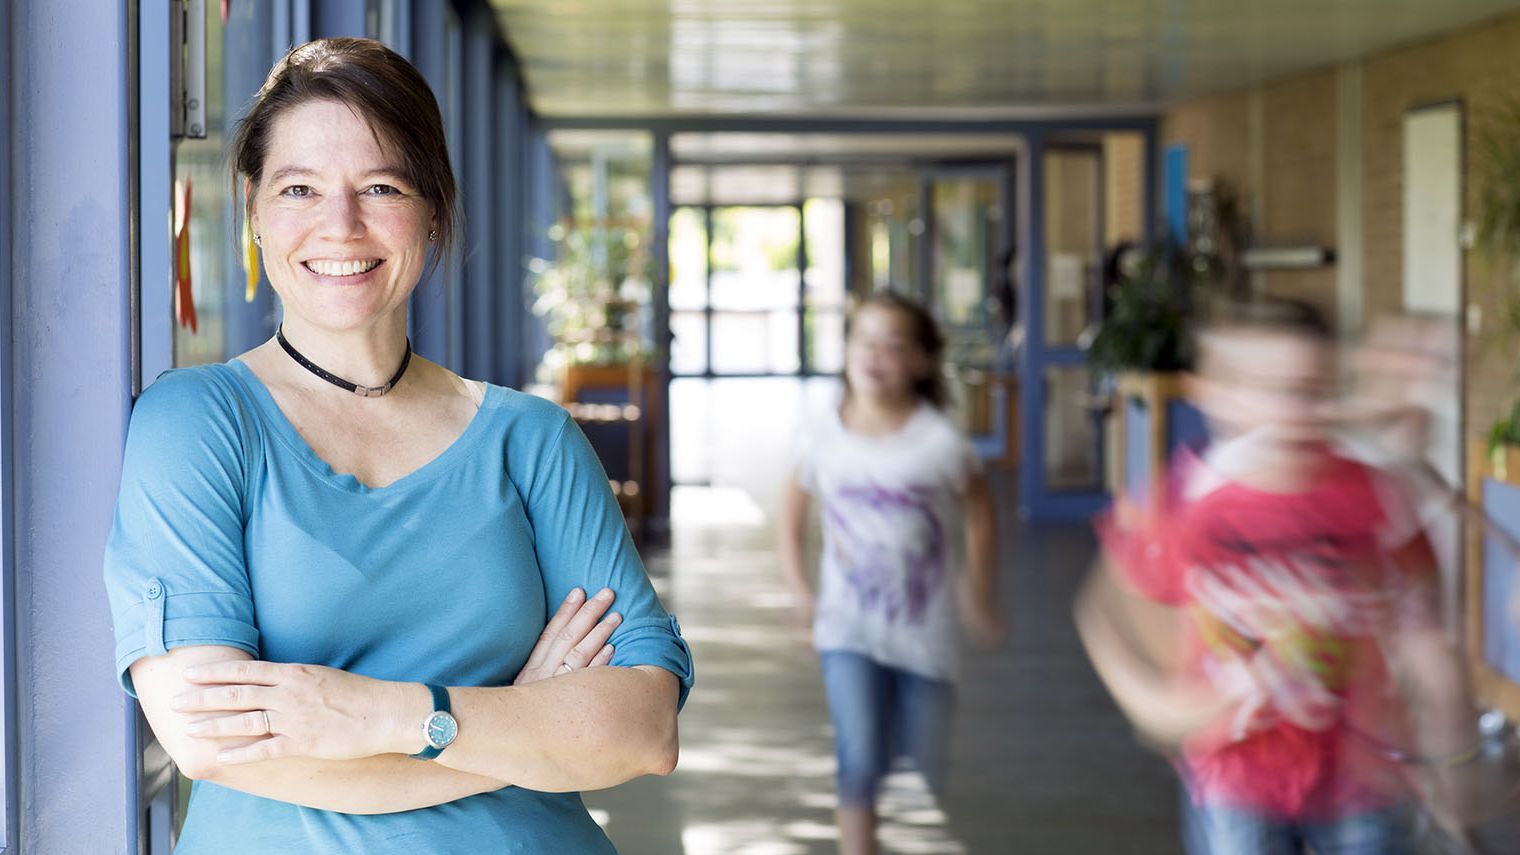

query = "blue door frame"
[1017,126,1159,522]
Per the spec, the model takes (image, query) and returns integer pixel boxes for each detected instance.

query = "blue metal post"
[495,51,525,388]
[0,3,15,851]
[405,1,450,366]
[311,0,367,38]
[10,1,136,851]
[461,9,495,381]
[650,131,673,538]
[1017,130,1046,519]
[522,126,556,376]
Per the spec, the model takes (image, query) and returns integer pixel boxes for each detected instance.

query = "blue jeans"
[819,650,954,808]
[1181,792,1415,855]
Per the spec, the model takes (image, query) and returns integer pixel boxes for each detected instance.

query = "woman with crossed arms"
[104,37,692,853]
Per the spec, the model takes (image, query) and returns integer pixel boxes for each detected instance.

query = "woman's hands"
[175,660,414,764]
[176,587,622,765]
[514,586,620,685]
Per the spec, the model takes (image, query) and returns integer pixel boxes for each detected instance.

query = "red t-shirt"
[1098,443,1435,819]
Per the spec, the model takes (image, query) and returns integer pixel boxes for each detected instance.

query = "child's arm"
[1074,559,1229,750]
[777,474,816,626]
[958,470,1007,648]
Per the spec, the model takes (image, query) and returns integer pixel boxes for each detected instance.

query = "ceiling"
[489,0,1520,119]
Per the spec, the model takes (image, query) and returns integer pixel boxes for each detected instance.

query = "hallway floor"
[584,479,1181,854]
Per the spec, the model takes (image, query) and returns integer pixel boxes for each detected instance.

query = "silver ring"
[556,663,574,675]
[262,709,272,735]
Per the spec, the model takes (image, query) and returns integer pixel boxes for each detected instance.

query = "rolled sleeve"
[610,615,695,711]
[103,368,258,696]
[511,400,695,711]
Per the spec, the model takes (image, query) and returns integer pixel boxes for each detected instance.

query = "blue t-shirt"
[104,360,693,854]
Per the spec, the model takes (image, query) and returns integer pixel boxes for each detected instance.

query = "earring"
[427,229,438,242]
[253,233,262,246]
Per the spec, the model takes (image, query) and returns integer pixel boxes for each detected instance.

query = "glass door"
[1018,140,1111,520]
[923,166,1014,461]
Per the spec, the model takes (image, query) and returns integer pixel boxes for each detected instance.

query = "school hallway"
[585,475,1181,854]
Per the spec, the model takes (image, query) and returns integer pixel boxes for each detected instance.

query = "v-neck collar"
[226,358,496,494]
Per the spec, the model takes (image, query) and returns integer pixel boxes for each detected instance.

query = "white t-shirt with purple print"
[794,395,981,681]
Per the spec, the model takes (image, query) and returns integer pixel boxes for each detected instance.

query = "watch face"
[425,711,458,750]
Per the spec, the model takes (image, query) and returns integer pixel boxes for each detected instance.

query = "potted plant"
[530,221,654,381]
[1087,238,1212,498]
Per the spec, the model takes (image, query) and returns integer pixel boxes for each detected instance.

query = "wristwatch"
[410,683,458,760]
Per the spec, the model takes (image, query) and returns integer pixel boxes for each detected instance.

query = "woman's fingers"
[513,590,622,686]
[186,710,273,738]
[589,643,615,667]
[215,735,294,765]
[533,588,615,671]
[171,683,275,713]
[520,587,587,673]
[561,613,622,670]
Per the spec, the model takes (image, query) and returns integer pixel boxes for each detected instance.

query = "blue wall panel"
[10,1,136,850]
[1124,397,1151,498]
[1483,478,1520,684]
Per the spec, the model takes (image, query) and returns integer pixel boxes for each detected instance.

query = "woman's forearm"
[132,646,508,814]
[407,665,680,793]
[203,753,506,814]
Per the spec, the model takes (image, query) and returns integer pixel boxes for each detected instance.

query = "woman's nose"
[317,192,365,240]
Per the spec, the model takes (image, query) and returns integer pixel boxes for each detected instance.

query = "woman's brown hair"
[845,291,949,409]
[230,37,458,270]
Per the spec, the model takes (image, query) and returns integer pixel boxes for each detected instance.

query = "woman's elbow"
[163,739,225,782]
[642,716,680,777]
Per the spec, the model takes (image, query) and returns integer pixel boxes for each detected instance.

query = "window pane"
[803,198,845,308]
[670,311,707,375]
[711,311,799,374]
[805,309,844,374]
[709,207,800,311]
[1044,364,1102,491]
[1044,149,1100,347]
[931,177,999,329]
[669,207,708,312]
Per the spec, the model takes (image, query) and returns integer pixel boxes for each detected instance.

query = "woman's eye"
[279,185,312,199]
[364,184,399,197]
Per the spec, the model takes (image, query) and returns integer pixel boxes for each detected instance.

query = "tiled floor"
[585,478,1181,854]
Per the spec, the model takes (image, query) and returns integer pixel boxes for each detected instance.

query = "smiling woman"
[102,38,692,855]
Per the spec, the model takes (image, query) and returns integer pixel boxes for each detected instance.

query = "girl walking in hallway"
[778,291,1007,855]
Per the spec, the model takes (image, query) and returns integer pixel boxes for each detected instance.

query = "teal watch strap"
[410,683,456,760]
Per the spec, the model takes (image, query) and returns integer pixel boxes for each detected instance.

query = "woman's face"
[845,305,927,403]
[248,99,433,335]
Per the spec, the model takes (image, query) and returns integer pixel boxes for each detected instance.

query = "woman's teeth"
[304,259,381,277]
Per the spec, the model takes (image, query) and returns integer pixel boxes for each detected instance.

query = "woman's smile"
[302,257,385,282]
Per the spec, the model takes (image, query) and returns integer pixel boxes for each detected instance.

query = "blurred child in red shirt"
[1077,299,1473,855]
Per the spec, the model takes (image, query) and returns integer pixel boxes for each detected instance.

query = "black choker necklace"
[276,325,412,398]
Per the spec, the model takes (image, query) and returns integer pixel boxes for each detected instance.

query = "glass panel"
[668,207,708,312]
[670,311,707,375]
[709,207,800,312]
[1103,132,1145,246]
[1044,364,1103,491]
[803,198,845,308]
[931,177,999,329]
[805,309,844,374]
[711,311,799,375]
[539,130,655,372]
[173,8,230,368]
[1044,148,1100,347]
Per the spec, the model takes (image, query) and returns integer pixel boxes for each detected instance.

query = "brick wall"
[1162,9,1520,445]
[1362,12,1520,435]
[1260,68,1339,320]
